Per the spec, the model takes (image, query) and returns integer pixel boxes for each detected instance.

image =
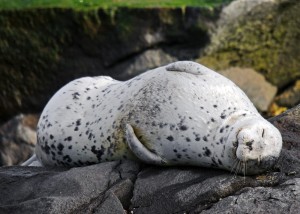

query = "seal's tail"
[21,154,42,166]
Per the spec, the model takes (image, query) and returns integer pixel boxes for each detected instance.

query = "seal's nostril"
[246,140,254,151]
[262,129,265,138]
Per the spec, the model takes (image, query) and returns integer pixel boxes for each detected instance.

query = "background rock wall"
[0,7,218,122]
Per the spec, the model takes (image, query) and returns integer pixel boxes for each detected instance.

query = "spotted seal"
[23,61,282,175]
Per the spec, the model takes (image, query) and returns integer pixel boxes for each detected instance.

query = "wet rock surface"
[0,105,299,213]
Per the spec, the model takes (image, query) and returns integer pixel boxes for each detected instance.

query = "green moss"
[198,1,300,88]
[0,0,233,10]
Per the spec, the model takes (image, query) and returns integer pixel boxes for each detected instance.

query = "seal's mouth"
[232,155,279,175]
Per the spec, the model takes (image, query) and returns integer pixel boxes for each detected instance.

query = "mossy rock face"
[198,0,300,89]
[0,7,218,122]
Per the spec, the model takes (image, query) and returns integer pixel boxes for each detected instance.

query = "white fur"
[27,61,282,175]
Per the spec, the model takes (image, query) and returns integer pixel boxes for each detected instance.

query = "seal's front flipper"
[166,61,211,75]
[125,124,166,165]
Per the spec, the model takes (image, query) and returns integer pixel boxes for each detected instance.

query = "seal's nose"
[245,140,254,151]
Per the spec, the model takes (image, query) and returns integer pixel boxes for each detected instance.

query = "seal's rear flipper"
[125,124,166,165]
[166,61,211,75]
[21,154,43,167]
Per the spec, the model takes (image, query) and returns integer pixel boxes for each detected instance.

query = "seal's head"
[228,117,282,175]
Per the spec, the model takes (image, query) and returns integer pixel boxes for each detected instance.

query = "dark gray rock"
[0,160,140,214]
[201,178,300,213]
[0,114,39,166]
[275,80,300,108]
[130,167,280,214]
[269,104,300,177]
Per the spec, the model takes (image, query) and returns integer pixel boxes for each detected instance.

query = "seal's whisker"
[231,159,239,174]
[234,160,241,177]
[243,159,246,183]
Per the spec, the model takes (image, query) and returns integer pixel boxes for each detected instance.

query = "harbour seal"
[23,61,282,175]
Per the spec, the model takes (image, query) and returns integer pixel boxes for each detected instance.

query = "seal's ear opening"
[125,124,166,165]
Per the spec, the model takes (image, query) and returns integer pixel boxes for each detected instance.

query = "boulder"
[0,114,39,166]
[131,167,280,213]
[199,0,300,89]
[0,160,140,214]
[201,178,300,213]
[275,80,300,108]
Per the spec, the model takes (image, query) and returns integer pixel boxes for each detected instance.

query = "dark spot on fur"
[167,136,174,141]
[42,142,51,155]
[63,155,72,162]
[180,125,188,131]
[76,119,81,126]
[72,92,80,100]
[65,136,72,141]
[91,145,105,161]
[204,147,211,157]
[218,159,223,165]
[57,143,64,151]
